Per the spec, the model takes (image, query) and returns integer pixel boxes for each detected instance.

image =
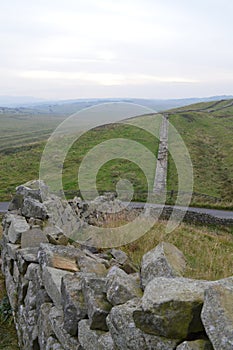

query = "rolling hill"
[0,98,232,208]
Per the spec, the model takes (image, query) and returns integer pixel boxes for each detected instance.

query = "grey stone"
[6,242,21,259]
[78,319,105,350]
[38,303,54,349]
[82,275,112,330]
[8,215,30,243]
[22,197,48,219]
[49,306,82,350]
[98,332,115,350]
[38,243,81,272]
[106,266,142,305]
[16,247,39,275]
[21,228,49,248]
[77,254,107,276]
[140,242,186,288]
[42,266,72,308]
[46,336,65,350]
[133,277,208,339]
[110,249,128,265]
[44,226,69,246]
[201,284,233,350]
[107,298,179,350]
[61,274,87,336]
[8,193,24,211]
[176,340,214,350]
[4,272,17,310]
[16,179,49,202]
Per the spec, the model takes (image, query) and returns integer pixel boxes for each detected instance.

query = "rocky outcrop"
[1,180,233,349]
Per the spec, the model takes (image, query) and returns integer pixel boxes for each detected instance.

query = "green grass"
[122,220,233,280]
[0,100,232,208]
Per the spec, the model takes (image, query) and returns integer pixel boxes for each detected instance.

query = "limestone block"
[82,275,112,331]
[42,266,72,308]
[61,273,87,336]
[140,242,186,288]
[78,319,105,350]
[46,336,65,350]
[133,277,209,339]
[107,298,179,350]
[77,254,107,276]
[38,243,81,272]
[22,197,48,220]
[49,306,82,350]
[98,332,116,350]
[177,340,213,350]
[106,266,142,306]
[16,180,49,202]
[21,228,49,248]
[8,215,30,244]
[201,284,233,350]
[38,303,54,350]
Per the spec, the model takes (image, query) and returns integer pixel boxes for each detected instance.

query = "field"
[0,99,232,208]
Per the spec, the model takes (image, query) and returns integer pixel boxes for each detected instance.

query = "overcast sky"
[0,0,233,100]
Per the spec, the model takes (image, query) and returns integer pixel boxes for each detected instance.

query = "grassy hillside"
[0,99,232,208]
[168,100,233,202]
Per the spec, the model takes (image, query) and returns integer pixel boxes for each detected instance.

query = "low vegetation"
[0,100,232,209]
[122,221,233,281]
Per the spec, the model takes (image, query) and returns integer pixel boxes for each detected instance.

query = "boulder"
[201,284,233,350]
[22,197,48,219]
[21,228,49,248]
[107,298,179,350]
[82,275,112,331]
[140,242,186,288]
[106,266,142,305]
[8,215,30,244]
[176,340,213,349]
[16,180,49,202]
[61,274,87,336]
[133,277,208,339]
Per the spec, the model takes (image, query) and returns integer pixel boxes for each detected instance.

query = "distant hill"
[1,95,233,114]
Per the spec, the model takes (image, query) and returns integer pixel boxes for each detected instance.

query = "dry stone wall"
[1,180,233,350]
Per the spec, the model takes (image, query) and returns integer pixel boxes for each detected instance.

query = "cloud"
[19,70,199,86]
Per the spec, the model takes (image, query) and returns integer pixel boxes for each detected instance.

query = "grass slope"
[0,99,232,208]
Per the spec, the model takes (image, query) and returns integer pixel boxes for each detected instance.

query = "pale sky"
[0,0,233,99]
